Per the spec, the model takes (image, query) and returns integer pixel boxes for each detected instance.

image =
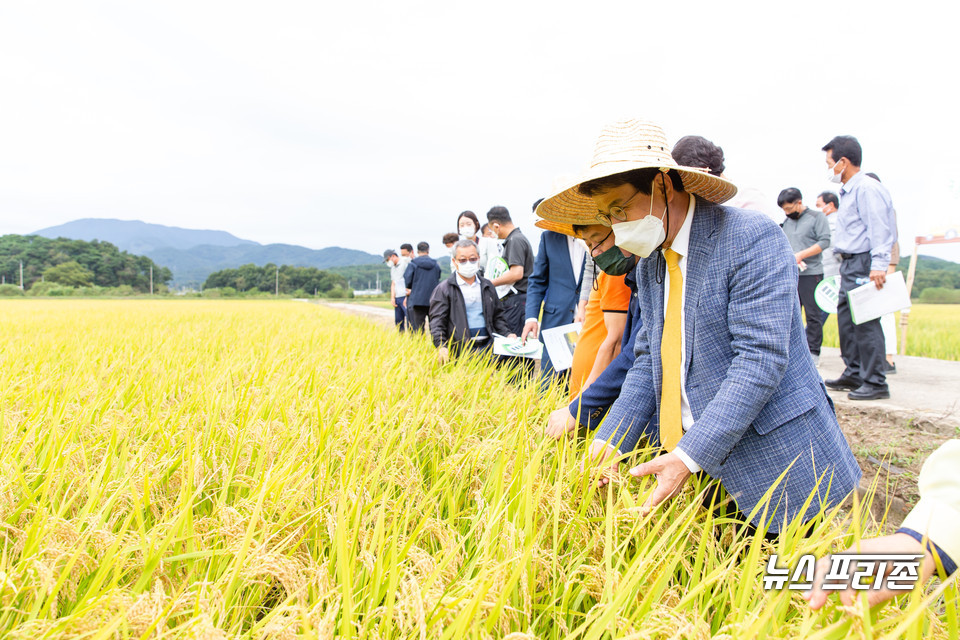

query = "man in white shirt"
[384,249,411,332]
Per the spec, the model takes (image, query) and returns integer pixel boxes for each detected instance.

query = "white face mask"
[459,225,476,238]
[826,160,843,184]
[457,261,479,278]
[610,189,667,258]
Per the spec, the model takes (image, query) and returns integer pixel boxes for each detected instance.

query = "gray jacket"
[781,207,831,275]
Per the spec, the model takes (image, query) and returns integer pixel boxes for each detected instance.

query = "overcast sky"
[2,0,959,262]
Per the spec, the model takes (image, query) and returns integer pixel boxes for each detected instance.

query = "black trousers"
[408,305,430,333]
[499,292,527,335]
[798,274,823,355]
[837,253,887,389]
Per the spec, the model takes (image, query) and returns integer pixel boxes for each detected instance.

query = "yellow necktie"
[660,248,683,451]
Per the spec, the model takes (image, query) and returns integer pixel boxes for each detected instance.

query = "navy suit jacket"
[570,268,641,427]
[597,199,861,533]
[524,231,584,329]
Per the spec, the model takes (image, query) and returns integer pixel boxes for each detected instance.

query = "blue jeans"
[394,296,409,331]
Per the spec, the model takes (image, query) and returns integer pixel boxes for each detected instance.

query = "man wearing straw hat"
[536,119,861,536]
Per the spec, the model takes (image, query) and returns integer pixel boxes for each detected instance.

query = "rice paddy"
[0,299,955,638]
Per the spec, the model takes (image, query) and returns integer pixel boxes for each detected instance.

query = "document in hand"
[493,336,543,359]
[540,322,583,372]
[848,270,911,325]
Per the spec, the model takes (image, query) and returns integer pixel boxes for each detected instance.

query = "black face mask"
[786,210,801,220]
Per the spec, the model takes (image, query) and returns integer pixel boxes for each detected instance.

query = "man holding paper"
[821,135,898,401]
[521,218,586,383]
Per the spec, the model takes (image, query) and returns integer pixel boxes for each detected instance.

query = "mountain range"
[32,219,382,288]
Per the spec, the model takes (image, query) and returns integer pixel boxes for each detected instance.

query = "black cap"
[383,249,397,262]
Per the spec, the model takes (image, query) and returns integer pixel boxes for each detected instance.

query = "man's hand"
[436,346,449,365]
[803,533,934,610]
[391,296,397,308]
[795,252,805,265]
[629,453,692,515]
[587,440,620,489]
[521,319,539,343]
[574,300,588,324]
[506,333,517,339]
[545,407,577,439]
[870,269,887,289]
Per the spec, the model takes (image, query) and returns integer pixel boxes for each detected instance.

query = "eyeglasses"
[456,257,480,264]
[595,187,642,225]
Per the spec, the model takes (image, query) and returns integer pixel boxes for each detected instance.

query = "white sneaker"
[811,354,820,368]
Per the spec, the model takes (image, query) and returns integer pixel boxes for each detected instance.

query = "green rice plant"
[821,304,960,361]
[0,299,955,638]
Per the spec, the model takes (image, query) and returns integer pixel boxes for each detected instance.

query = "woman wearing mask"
[458,210,500,275]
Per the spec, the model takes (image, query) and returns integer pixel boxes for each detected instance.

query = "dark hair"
[417,241,429,253]
[531,198,544,212]
[817,192,839,209]
[457,210,481,233]
[442,232,459,245]
[671,135,725,176]
[480,223,490,235]
[571,224,588,237]
[400,243,413,252]
[578,168,684,198]
[776,188,803,207]
[486,206,512,224]
[865,172,881,182]
[822,135,862,167]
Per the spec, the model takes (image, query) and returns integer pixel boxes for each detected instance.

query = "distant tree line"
[895,255,960,299]
[0,234,171,291]
[203,263,350,296]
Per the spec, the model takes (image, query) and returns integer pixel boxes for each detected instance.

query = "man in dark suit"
[521,205,586,382]
[537,119,861,536]
[403,241,441,332]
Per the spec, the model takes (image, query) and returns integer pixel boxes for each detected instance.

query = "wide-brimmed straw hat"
[534,218,579,238]
[536,119,738,225]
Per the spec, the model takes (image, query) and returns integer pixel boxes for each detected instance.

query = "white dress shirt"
[567,236,586,285]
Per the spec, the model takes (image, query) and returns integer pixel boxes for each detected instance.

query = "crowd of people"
[380,118,956,604]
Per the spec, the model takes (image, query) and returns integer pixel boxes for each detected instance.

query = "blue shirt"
[455,273,486,329]
[834,172,898,271]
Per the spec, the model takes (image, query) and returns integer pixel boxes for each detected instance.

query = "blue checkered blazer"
[597,199,862,533]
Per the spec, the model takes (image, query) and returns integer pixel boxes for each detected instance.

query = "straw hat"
[536,119,738,225]
[534,218,579,238]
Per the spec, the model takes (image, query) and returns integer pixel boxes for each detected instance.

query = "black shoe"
[884,362,897,374]
[825,376,862,391]
[847,385,890,401]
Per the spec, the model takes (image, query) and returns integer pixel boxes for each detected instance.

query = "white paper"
[540,322,583,372]
[848,270,911,325]
[493,336,543,359]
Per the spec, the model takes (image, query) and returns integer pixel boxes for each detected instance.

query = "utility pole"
[149,265,154,295]
[275,265,279,296]
[19,261,24,291]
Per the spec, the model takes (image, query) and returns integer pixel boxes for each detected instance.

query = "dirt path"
[318,302,958,527]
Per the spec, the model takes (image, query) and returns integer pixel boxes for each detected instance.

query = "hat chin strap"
[655,172,670,285]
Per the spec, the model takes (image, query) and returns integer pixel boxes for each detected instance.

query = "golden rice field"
[0,300,956,639]
[821,304,960,361]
